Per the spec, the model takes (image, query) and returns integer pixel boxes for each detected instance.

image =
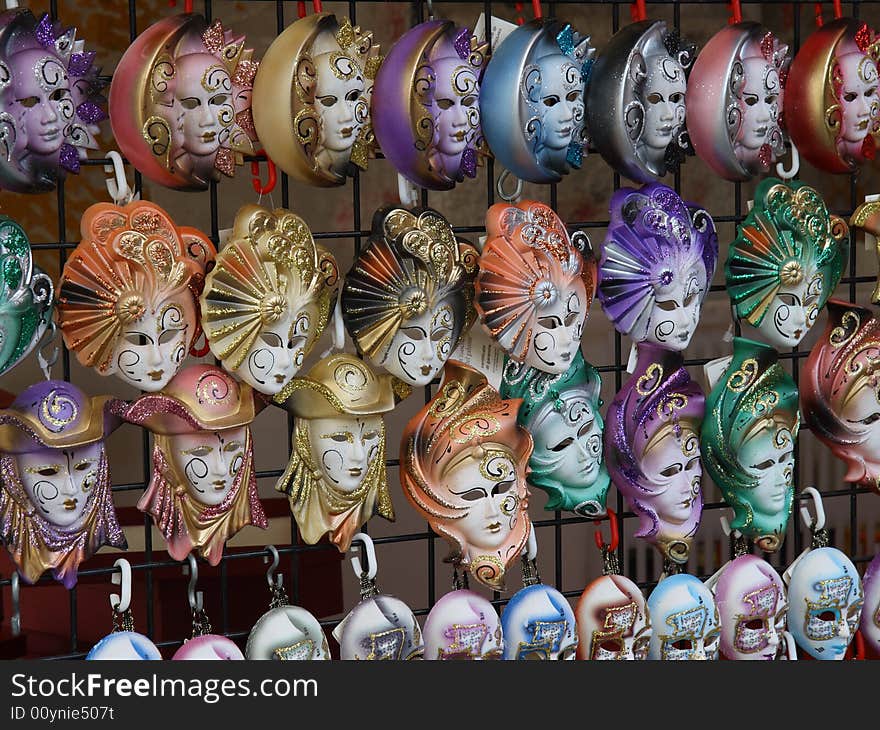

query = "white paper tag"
[703,355,732,390]
[473,13,518,50]
[746,199,754,212]
[452,326,506,391]
[218,227,233,248]
[863,193,880,250]
[625,342,638,374]
[476,234,488,252]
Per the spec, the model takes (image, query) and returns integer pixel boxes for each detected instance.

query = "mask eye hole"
[37,466,59,477]
[124,332,150,346]
[345,89,361,103]
[549,437,574,452]
[599,640,622,653]
[436,98,454,110]
[565,90,580,103]
[260,332,283,348]
[744,618,764,630]
[17,96,39,108]
[157,329,179,346]
[671,639,692,651]
[180,97,200,110]
[542,95,560,107]
[817,610,836,622]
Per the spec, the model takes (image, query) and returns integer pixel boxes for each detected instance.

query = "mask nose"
[338,100,354,124]
[483,496,501,519]
[350,435,367,463]
[416,334,434,364]
[41,100,59,124]
[146,341,164,367]
[60,471,78,496]
[837,619,851,639]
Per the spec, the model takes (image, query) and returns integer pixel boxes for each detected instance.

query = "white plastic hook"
[523,523,537,561]
[4,1,19,8]
[397,173,420,208]
[264,545,283,591]
[184,554,203,613]
[719,510,741,539]
[775,140,800,180]
[350,532,378,581]
[496,168,523,203]
[10,572,20,637]
[781,630,799,660]
[320,290,345,358]
[798,486,826,531]
[104,151,135,206]
[110,558,132,614]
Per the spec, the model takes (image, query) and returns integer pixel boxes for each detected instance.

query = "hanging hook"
[350,532,378,581]
[719,509,741,538]
[814,2,825,28]
[397,173,421,208]
[10,572,20,637]
[184,554,203,613]
[264,545,282,591]
[524,524,537,561]
[250,149,277,196]
[593,508,619,553]
[798,486,826,531]
[832,0,842,19]
[168,0,195,13]
[530,0,543,19]
[425,0,434,20]
[37,321,59,382]
[775,140,800,180]
[496,168,523,203]
[104,151,134,206]
[110,558,132,614]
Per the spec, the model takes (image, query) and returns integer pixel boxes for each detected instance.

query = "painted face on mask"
[17,442,102,529]
[837,51,879,145]
[431,57,479,158]
[739,57,781,151]
[754,273,822,348]
[640,427,702,526]
[523,289,585,374]
[378,302,454,387]
[170,427,247,507]
[175,54,233,159]
[738,426,795,521]
[10,49,74,158]
[313,52,367,155]
[531,394,602,489]
[423,589,503,660]
[648,573,720,660]
[640,55,687,156]
[307,415,382,494]
[575,574,651,660]
[644,272,702,349]
[536,55,583,153]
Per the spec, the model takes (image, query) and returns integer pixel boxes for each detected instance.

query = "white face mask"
[170,427,247,507]
[111,300,189,392]
[531,395,602,488]
[378,304,454,387]
[739,427,794,519]
[536,55,583,152]
[837,51,879,145]
[641,55,687,153]
[643,273,702,350]
[431,58,479,158]
[313,52,367,154]
[87,632,163,660]
[18,442,102,529]
[739,57,780,151]
[753,274,821,348]
[307,415,382,494]
[640,428,702,526]
[175,55,233,158]
[524,290,585,375]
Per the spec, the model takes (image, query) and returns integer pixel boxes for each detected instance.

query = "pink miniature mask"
[575,574,651,660]
[172,634,244,660]
[423,589,503,660]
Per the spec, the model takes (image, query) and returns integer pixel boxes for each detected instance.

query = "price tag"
[452,326,506,391]
[473,13,518,49]
[703,355,732,390]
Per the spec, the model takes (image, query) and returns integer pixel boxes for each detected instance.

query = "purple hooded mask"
[0,380,126,589]
[598,182,718,351]
[604,343,704,564]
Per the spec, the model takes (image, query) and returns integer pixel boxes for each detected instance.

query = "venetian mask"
[785,18,880,173]
[500,583,577,660]
[587,20,695,183]
[202,205,338,401]
[252,13,380,187]
[575,573,651,660]
[702,337,800,552]
[276,354,395,552]
[342,206,477,389]
[172,635,244,660]
[0,10,104,193]
[0,381,126,589]
[605,344,704,564]
[333,594,424,660]
[0,216,54,377]
[712,554,788,661]
[599,182,717,351]
[785,546,863,660]
[373,20,487,190]
[480,18,594,183]
[246,605,331,660]
[476,201,596,376]
[110,14,256,190]
[861,553,880,657]
[119,365,267,566]
[688,23,789,181]
[57,200,215,393]
[401,360,532,590]
[87,632,162,660]
[647,573,720,660]
[423,589,503,660]
[500,352,609,517]
[725,178,847,349]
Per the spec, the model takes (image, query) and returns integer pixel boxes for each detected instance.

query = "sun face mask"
[712,554,788,661]
[480,18,593,184]
[201,205,338,402]
[605,344,705,565]
[786,546,863,660]
[0,10,104,194]
[57,201,215,393]
[0,381,127,589]
[702,337,800,552]
[476,201,596,376]
[501,583,577,660]
[500,351,609,517]
[599,182,718,351]
[0,216,54,377]
[688,23,789,181]
[725,178,847,349]
[423,589,503,660]
[785,18,880,173]
[372,20,487,190]
[334,594,424,660]
[252,13,380,187]
[647,573,720,660]
[119,365,267,566]
[587,19,696,183]
[575,573,651,660]
[275,353,396,552]
[401,360,532,591]
[246,605,331,660]
[861,553,880,657]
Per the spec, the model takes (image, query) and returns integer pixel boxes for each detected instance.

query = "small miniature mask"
[333,594,424,660]
[342,205,477,390]
[0,10,104,193]
[647,573,720,660]
[702,337,800,552]
[501,583,577,660]
[500,352,609,517]
[801,300,880,492]
[587,20,696,183]
[202,205,339,401]
[276,353,396,552]
[87,632,162,660]
[860,553,880,657]
[713,554,788,661]
[373,20,488,190]
[109,15,257,190]
[786,546,863,660]
[599,182,718,351]
[785,18,880,173]
[58,201,215,393]
[0,216,54,377]
[423,589,503,660]
[688,23,789,181]
[246,605,331,660]
[476,201,596,376]
[120,365,267,566]
[401,360,532,590]
[726,178,847,349]
[252,13,381,187]
[604,344,704,564]
[480,18,594,183]
[0,381,127,589]
[575,574,651,660]
[172,635,244,660]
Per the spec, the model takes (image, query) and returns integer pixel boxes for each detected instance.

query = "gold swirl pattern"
[728,358,759,392]
[429,381,467,417]
[195,370,233,406]
[449,414,501,444]
[830,309,861,348]
[39,390,78,431]
[333,361,369,395]
[636,363,663,396]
